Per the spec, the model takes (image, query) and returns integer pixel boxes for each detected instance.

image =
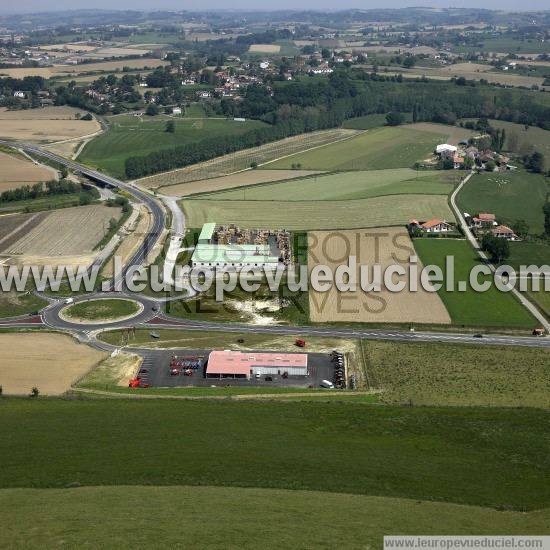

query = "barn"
[206,350,308,379]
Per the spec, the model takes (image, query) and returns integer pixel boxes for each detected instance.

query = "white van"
[320,380,334,389]
[64,298,74,304]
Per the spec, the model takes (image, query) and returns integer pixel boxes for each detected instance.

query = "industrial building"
[191,222,291,272]
[206,350,308,379]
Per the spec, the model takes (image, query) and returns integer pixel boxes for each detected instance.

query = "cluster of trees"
[523,151,545,173]
[0,179,85,204]
[126,68,550,178]
[106,195,131,213]
[481,233,510,263]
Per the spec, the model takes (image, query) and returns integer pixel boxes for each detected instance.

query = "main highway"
[0,139,549,350]
[0,139,166,276]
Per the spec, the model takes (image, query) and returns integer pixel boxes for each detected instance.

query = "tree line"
[0,179,90,204]
[125,69,550,178]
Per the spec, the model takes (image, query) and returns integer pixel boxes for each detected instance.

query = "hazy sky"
[1,1,549,14]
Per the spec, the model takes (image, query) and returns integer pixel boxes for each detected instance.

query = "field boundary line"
[71,386,380,400]
[256,129,367,169]
[138,129,363,189]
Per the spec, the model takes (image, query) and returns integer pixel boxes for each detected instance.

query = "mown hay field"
[249,44,281,53]
[404,66,545,88]
[307,228,451,324]
[182,193,453,231]
[136,129,359,188]
[0,333,106,395]
[5,205,121,257]
[0,211,48,253]
[364,340,550,408]
[0,106,100,142]
[0,152,56,192]
[265,126,444,170]
[0,58,168,79]
[194,169,459,201]
[158,169,321,197]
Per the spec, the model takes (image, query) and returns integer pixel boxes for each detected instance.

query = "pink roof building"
[206,350,308,378]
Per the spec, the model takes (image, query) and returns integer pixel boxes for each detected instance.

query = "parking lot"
[132,349,341,389]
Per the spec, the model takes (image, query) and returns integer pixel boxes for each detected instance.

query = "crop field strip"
[0,333,106,395]
[264,126,446,171]
[0,152,56,192]
[5,205,121,256]
[0,106,101,142]
[191,169,459,201]
[0,212,49,253]
[182,193,453,231]
[157,169,323,197]
[136,129,359,188]
[0,58,168,79]
[308,228,452,325]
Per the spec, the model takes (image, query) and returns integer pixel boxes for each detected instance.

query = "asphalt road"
[0,139,166,281]
[0,140,548,353]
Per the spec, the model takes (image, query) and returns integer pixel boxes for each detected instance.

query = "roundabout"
[60,298,144,325]
[42,293,159,331]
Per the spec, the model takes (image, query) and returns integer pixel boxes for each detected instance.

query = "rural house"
[420,219,452,233]
[471,213,496,228]
[492,225,519,241]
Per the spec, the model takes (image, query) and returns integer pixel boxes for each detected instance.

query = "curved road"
[0,139,166,279]
[0,140,548,351]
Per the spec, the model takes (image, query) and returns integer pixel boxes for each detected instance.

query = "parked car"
[320,380,334,389]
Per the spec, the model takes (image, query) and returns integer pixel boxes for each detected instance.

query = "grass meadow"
[79,115,267,179]
[413,239,537,328]
[265,126,444,171]
[2,485,549,549]
[364,340,550,407]
[457,170,548,235]
[63,299,139,321]
[1,399,550,511]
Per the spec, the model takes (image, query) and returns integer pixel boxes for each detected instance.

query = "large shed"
[206,350,308,379]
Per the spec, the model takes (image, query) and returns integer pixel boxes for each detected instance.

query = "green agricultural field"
[194,169,459,201]
[2,486,549,549]
[63,298,140,321]
[79,115,267,179]
[342,113,391,130]
[413,239,537,328]
[2,399,550,511]
[507,241,550,270]
[457,170,549,235]
[525,288,550,321]
[364,340,550,408]
[265,126,444,171]
[182,193,452,230]
[458,36,550,54]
